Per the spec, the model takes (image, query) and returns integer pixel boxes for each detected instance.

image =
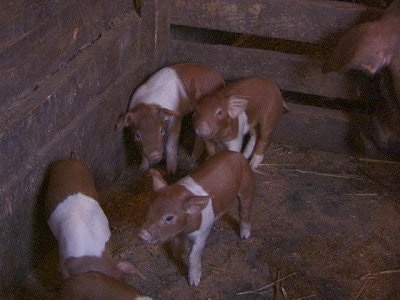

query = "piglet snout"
[195,124,212,138]
[137,229,154,244]
[147,151,163,163]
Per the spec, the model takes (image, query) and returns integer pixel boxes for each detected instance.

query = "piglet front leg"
[188,239,205,286]
[165,118,182,174]
[187,225,212,286]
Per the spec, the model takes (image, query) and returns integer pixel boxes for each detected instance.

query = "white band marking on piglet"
[178,176,215,236]
[179,176,215,286]
[48,192,111,259]
[225,112,251,153]
[178,176,208,196]
[129,67,187,111]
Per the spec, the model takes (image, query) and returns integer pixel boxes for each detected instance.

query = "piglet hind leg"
[250,109,283,169]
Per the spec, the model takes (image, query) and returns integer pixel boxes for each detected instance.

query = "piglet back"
[45,158,98,217]
[62,272,151,300]
[191,150,255,197]
[172,63,225,99]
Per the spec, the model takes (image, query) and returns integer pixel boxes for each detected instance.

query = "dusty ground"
[18,141,400,300]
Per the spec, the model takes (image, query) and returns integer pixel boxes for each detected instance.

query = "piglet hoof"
[250,154,264,169]
[188,267,201,287]
[240,222,251,239]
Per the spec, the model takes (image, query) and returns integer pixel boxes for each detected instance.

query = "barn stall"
[1,0,400,298]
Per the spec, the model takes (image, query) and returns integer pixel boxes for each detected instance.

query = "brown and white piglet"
[323,0,400,157]
[138,150,255,286]
[62,272,152,300]
[193,77,287,169]
[115,63,225,174]
[45,157,147,297]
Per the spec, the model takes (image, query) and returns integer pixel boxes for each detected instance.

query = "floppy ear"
[323,22,392,75]
[148,169,168,191]
[182,196,210,215]
[115,261,146,280]
[228,96,248,118]
[158,107,181,121]
[115,112,136,130]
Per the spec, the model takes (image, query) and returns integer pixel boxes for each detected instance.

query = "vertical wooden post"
[140,0,171,74]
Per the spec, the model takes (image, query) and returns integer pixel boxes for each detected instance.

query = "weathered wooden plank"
[0,0,66,51]
[0,0,138,111]
[168,40,373,100]
[272,102,352,154]
[0,0,135,52]
[170,0,381,44]
[140,0,171,74]
[0,11,141,197]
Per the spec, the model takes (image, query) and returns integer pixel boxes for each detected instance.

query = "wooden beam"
[272,102,353,154]
[168,40,373,100]
[0,0,139,110]
[170,0,381,44]
[140,0,171,73]
[1,12,141,189]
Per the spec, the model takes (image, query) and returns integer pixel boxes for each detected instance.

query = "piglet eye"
[134,132,141,141]
[215,108,223,118]
[160,127,165,136]
[164,214,175,224]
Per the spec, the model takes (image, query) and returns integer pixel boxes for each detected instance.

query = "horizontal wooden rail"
[170,0,381,44]
[169,40,373,100]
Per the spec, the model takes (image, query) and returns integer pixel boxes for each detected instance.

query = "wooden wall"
[0,0,386,295]
[167,0,382,154]
[0,0,168,295]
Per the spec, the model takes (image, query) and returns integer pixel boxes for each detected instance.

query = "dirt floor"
[17,141,400,300]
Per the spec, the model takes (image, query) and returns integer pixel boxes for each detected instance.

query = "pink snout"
[146,151,163,163]
[137,229,157,244]
[195,124,213,138]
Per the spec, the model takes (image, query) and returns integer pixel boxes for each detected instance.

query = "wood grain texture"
[140,0,171,75]
[0,0,137,110]
[273,102,353,154]
[168,40,372,100]
[170,0,381,43]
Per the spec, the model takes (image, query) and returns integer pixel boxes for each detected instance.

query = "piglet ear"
[158,107,181,121]
[183,196,210,215]
[115,112,135,130]
[228,96,248,118]
[116,261,146,280]
[148,169,168,191]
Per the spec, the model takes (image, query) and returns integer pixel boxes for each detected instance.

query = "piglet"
[193,77,287,169]
[62,272,152,300]
[115,63,225,174]
[45,157,147,297]
[323,0,400,156]
[138,150,255,286]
